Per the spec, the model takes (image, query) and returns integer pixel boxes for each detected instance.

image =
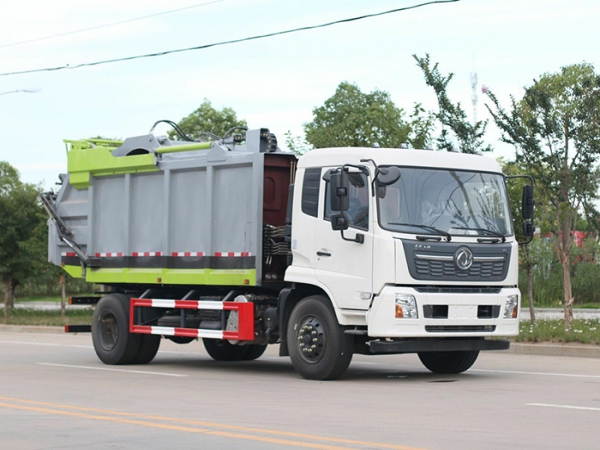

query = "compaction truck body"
[44,126,534,380]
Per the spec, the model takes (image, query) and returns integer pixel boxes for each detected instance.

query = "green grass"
[3,309,94,326]
[515,319,600,345]
[532,299,600,309]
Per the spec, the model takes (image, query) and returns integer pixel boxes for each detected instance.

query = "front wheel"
[287,296,353,380]
[92,293,141,365]
[418,351,479,374]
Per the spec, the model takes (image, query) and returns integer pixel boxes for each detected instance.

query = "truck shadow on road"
[141,354,498,382]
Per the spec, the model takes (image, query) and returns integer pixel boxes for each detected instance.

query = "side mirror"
[523,222,535,237]
[330,170,349,212]
[377,166,401,186]
[522,185,534,220]
[331,213,349,231]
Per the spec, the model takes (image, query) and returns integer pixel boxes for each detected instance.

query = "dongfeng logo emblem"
[455,247,474,270]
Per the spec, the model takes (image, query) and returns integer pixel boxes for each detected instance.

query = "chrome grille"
[402,239,511,282]
[414,259,505,278]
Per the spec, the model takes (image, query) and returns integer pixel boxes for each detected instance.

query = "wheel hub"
[99,311,119,351]
[297,316,325,363]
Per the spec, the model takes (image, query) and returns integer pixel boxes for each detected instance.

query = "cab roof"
[297,147,503,174]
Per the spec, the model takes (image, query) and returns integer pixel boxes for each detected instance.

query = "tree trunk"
[60,275,66,320]
[8,279,17,309]
[527,263,535,325]
[557,227,574,331]
[4,279,13,323]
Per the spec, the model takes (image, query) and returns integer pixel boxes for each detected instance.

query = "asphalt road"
[0,332,599,450]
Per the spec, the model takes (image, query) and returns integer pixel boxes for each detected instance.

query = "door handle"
[317,251,331,257]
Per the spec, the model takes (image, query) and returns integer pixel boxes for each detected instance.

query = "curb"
[0,325,65,334]
[504,342,600,358]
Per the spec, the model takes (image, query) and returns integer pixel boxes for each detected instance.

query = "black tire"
[287,296,353,380]
[132,335,161,364]
[241,344,268,361]
[166,336,196,345]
[92,293,141,365]
[418,351,479,374]
[203,339,250,361]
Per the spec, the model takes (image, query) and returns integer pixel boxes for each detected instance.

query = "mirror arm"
[341,230,364,244]
[360,159,379,196]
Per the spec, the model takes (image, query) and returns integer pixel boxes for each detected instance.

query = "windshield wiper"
[388,223,451,241]
[450,226,506,243]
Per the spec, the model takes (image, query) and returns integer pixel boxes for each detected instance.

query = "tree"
[486,63,600,330]
[169,99,247,141]
[284,131,313,156]
[0,162,44,321]
[501,158,555,324]
[414,54,493,154]
[304,82,412,148]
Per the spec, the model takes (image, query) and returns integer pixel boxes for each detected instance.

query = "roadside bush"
[519,237,600,307]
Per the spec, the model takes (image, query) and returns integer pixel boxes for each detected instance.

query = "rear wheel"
[203,339,250,361]
[242,344,268,361]
[418,351,479,374]
[287,296,353,380]
[132,335,161,364]
[92,293,141,365]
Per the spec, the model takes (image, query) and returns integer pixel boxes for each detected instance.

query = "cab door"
[315,170,374,310]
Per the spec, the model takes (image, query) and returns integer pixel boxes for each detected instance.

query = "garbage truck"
[42,124,534,380]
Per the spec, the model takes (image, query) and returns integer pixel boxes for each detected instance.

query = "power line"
[0,0,224,50]
[0,0,459,78]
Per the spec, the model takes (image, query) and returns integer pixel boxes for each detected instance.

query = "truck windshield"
[377,167,512,237]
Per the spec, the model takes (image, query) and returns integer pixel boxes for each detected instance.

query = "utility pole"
[470,71,478,124]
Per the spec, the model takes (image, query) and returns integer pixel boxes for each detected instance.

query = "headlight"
[395,294,418,319]
[504,295,519,319]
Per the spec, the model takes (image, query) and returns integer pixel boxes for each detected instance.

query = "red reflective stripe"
[174,300,200,309]
[174,328,200,338]
[131,325,153,334]
[222,331,238,340]
[133,299,153,307]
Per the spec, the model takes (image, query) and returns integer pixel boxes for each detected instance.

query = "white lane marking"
[38,363,187,377]
[472,369,600,379]
[527,403,600,412]
[0,341,92,349]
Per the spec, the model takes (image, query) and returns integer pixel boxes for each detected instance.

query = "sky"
[1,0,598,189]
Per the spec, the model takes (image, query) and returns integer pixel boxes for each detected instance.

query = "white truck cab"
[284,147,529,373]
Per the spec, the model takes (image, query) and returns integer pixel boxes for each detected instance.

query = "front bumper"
[366,286,520,338]
[368,338,510,354]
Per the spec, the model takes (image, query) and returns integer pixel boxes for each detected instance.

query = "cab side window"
[324,173,369,230]
[301,168,321,217]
